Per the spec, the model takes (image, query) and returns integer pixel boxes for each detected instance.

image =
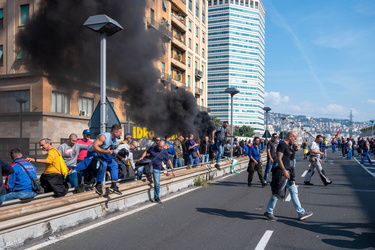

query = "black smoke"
[17,0,214,138]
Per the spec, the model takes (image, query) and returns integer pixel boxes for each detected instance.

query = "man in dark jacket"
[0,159,15,205]
[264,131,313,221]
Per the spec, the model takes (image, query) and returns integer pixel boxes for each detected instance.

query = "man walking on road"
[247,137,267,187]
[264,133,279,183]
[304,135,332,186]
[264,131,313,221]
[361,137,373,165]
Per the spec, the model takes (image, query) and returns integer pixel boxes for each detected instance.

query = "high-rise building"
[207,0,265,134]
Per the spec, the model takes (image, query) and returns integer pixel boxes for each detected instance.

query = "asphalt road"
[27,149,375,250]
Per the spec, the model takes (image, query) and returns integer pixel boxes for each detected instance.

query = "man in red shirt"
[77,129,92,162]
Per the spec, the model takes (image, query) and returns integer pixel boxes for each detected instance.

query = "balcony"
[195,69,203,80]
[198,105,210,113]
[171,14,187,32]
[160,72,172,83]
[171,54,186,71]
[172,34,187,51]
[147,17,172,40]
[195,87,203,96]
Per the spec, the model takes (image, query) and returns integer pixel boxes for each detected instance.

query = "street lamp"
[84,14,123,133]
[225,87,240,158]
[263,107,271,140]
[16,97,28,151]
[280,116,287,139]
[370,120,374,138]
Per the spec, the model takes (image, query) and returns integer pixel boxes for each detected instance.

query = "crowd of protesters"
[3,120,372,207]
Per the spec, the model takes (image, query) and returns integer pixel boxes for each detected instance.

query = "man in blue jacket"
[247,137,267,187]
[2,148,37,203]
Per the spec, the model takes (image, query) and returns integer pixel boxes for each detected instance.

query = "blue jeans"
[66,170,82,188]
[152,169,161,199]
[136,166,144,180]
[215,142,224,163]
[99,159,118,182]
[347,148,352,160]
[332,145,336,153]
[264,160,275,182]
[0,195,5,205]
[361,152,373,164]
[189,155,199,165]
[266,179,305,216]
[3,191,37,202]
[173,157,183,168]
[201,154,209,163]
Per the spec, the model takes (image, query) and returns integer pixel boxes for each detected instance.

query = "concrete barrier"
[0,157,251,249]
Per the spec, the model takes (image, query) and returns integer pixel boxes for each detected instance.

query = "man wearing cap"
[77,129,92,162]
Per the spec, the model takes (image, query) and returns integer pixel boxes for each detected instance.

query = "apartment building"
[207,0,265,133]
[0,0,208,157]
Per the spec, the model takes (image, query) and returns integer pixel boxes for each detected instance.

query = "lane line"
[301,170,308,178]
[27,188,200,250]
[353,157,375,178]
[285,193,291,202]
[255,230,273,250]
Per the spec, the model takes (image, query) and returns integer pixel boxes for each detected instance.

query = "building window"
[195,43,199,53]
[187,75,191,86]
[195,26,199,37]
[0,90,30,112]
[201,65,205,74]
[188,56,191,67]
[202,48,205,58]
[0,9,4,29]
[161,62,165,76]
[188,20,192,31]
[20,4,29,26]
[202,32,205,43]
[189,0,193,11]
[0,45,3,66]
[51,91,69,114]
[188,38,192,49]
[78,97,94,116]
[202,0,206,23]
[195,0,199,18]
[195,61,198,69]
[162,0,168,11]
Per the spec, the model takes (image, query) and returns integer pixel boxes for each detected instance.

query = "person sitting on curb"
[2,148,38,203]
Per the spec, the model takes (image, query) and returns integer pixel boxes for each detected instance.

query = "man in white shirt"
[304,135,332,186]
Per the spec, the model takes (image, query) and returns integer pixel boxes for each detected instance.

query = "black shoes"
[264,212,277,221]
[304,181,314,185]
[154,197,162,204]
[94,183,103,195]
[247,182,253,187]
[262,182,269,187]
[215,164,221,171]
[109,186,122,195]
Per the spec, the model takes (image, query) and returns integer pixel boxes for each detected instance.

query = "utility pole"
[349,110,353,138]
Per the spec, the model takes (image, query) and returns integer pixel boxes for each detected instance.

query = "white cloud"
[265,91,289,106]
[367,99,375,104]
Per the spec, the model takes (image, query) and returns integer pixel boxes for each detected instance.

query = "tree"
[210,115,221,128]
[234,125,255,137]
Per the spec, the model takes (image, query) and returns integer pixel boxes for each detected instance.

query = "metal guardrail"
[0,157,251,249]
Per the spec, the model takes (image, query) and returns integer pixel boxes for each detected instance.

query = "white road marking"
[285,193,291,202]
[27,188,200,250]
[353,157,375,178]
[301,170,308,178]
[255,230,274,250]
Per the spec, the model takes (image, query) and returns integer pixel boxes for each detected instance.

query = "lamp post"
[16,97,28,151]
[84,15,123,133]
[370,120,374,138]
[225,87,240,158]
[263,107,271,140]
[280,116,287,139]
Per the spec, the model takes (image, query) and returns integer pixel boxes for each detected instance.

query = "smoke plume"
[17,0,214,138]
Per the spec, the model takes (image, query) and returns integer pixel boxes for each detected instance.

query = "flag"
[333,129,341,139]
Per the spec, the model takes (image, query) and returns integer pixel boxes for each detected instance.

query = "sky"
[262,0,375,122]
